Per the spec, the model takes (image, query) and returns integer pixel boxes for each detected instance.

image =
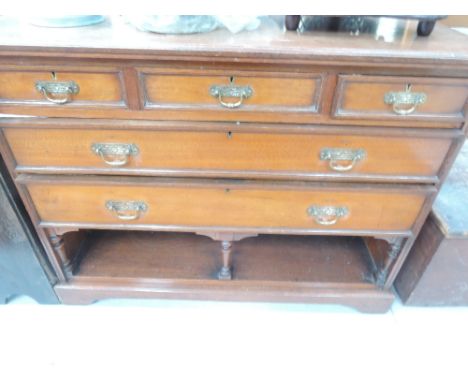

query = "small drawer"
[139,68,324,122]
[333,75,468,126]
[3,126,453,183]
[22,176,429,234]
[0,69,126,108]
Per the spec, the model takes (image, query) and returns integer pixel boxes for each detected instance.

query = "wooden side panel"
[25,180,427,232]
[395,212,468,306]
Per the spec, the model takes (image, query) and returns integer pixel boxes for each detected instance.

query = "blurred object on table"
[285,16,446,40]
[128,15,261,34]
[128,15,219,34]
[29,16,105,28]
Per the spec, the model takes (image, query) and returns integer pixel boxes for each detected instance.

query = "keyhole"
[229,76,235,83]
[51,71,57,80]
[227,131,233,139]
[405,83,412,92]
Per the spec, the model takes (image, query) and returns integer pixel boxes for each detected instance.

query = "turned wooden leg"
[195,232,258,281]
[49,233,73,277]
[376,238,404,288]
[218,240,233,280]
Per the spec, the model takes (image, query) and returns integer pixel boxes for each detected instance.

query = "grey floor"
[1,295,468,382]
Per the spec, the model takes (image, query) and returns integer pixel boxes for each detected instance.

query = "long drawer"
[19,176,431,234]
[3,126,454,183]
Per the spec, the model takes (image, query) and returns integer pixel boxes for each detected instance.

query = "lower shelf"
[55,231,394,313]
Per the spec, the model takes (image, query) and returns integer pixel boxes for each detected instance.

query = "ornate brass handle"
[320,148,366,172]
[307,205,349,226]
[105,200,148,221]
[210,84,253,109]
[384,84,427,115]
[35,80,80,104]
[91,143,139,167]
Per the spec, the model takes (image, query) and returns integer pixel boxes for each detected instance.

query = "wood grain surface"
[3,126,454,182]
[142,69,322,112]
[0,69,125,106]
[23,176,427,232]
[54,230,394,313]
[0,17,467,68]
[334,75,468,125]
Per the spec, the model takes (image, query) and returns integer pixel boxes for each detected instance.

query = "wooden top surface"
[433,141,468,238]
[1,16,468,66]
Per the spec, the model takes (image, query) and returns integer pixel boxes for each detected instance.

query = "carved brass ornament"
[210,78,253,109]
[320,148,366,172]
[384,84,427,115]
[307,205,349,226]
[35,80,80,104]
[105,200,148,221]
[91,143,139,167]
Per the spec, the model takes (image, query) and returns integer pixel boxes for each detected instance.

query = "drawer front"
[334,75,468,125]
[140,68,323,119]
[24,179,427,233]
[0,69,125,108]
[4,127,452,182]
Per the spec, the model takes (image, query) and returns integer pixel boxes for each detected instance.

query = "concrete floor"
[1,296,468,382]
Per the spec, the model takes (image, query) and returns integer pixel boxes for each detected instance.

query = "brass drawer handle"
[105,200,148,221]
[35,80,80,104]
[320,148,366,172]
[91,143,139,167]
[307,205,349,226]
[384,84,427,115]
[210,83,253,109]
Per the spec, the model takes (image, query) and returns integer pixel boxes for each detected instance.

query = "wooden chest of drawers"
[0,18,467,312]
